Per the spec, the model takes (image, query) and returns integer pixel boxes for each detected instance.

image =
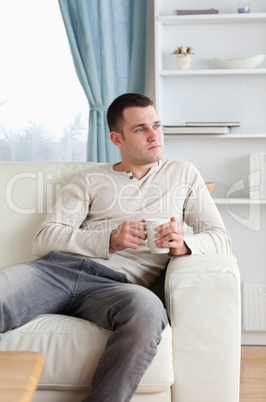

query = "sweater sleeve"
[182,164,232,255]
[32,171,112,259]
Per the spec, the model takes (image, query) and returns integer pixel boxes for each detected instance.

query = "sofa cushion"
[0,161,93,270]
[0,314,174,394]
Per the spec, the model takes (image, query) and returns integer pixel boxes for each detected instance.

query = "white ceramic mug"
[144,218,170,254]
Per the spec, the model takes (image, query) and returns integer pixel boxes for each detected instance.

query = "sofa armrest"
[164,254,241,402]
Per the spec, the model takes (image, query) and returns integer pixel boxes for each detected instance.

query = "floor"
[240,346,266,401]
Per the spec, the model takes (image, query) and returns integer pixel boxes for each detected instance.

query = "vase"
[174,54,193,70]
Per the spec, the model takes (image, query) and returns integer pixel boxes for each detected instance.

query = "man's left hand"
[155,217,191,256]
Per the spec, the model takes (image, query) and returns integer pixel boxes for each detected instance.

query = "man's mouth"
[147,144,161,150]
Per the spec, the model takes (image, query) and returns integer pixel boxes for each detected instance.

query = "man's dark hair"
[107,93,154,137]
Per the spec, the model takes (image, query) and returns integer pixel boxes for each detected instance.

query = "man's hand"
[110,220,146,251]
[155,217,191,256]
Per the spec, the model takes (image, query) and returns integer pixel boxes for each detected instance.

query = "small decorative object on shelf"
[172,46,195,70]
[205,182,218,196]
[237,2,250,13]
[213,54,266,69]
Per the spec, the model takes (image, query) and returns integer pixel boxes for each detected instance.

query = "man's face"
[118,106,164,166]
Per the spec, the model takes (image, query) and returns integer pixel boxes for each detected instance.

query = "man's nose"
[147,128,159,141]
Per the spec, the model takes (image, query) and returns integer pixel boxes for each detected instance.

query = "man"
[0,93,231,402]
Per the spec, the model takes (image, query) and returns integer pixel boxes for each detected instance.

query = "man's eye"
[154,124,160,129]
[136,128,144,133]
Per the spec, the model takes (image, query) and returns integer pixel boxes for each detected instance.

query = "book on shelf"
[173,9,219,16]
[163,126,231,134]
[249,153,266,199]
[186,122,240,127]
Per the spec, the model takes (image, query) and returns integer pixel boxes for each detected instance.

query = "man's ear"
[110,131,123,149]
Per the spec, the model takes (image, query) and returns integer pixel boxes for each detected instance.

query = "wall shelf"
[214,198,266,205]
[157,13,266,25]
[164,133,266,139]
[159,69,266,76]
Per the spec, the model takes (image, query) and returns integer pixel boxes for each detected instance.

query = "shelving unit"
[155,0,266,344]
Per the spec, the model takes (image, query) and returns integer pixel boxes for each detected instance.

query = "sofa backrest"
[0,161,96,269]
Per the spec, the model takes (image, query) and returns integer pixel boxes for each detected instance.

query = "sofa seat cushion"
[0,314,174,394]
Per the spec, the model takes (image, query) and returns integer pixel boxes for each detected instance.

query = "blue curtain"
[58,0,147,163]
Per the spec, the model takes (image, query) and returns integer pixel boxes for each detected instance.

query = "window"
[0,0,88,161]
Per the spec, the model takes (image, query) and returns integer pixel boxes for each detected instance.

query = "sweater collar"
[110,160,163,181]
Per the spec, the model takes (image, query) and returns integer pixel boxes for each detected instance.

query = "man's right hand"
[109,220,146,251]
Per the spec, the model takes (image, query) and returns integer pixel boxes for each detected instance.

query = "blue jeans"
[0,251,168,402]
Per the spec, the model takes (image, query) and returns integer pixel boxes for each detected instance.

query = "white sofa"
[0,161,241,402]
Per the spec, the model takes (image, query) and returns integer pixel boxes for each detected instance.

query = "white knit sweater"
[33,159,231,287]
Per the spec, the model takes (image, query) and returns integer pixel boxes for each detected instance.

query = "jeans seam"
[4,297,67,321]
[71,258,87,299]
